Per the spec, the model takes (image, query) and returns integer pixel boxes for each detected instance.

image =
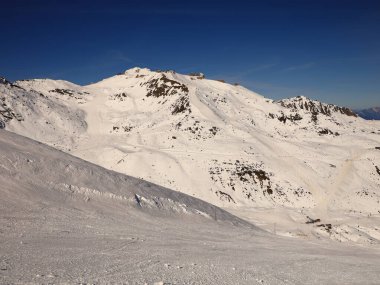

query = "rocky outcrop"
[277,96,357,117]
[142,74,191,115]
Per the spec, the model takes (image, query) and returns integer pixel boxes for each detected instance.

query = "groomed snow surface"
[1,131,380,284]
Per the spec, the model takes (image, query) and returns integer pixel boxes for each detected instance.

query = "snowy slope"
[1,130,380,284]
[2,68,380,243]
[0,77,87,152]
[0,130,251,226]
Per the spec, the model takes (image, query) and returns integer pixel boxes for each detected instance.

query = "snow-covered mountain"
[1,68,380,244]
[355,107,380,120]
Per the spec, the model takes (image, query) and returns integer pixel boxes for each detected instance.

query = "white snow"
[1,130,380,284]
[1,67,380,246]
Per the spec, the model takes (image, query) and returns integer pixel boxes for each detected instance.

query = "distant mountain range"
[355,107,380,120]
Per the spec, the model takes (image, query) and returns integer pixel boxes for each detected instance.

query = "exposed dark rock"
[277,112,302,123]
[143,74,191,115]
[123,125,133,132]
[278,96,357,117]
[306,216,321,224]
[209,160,273,200]
[112,125,134,133]
[319,128,332,135]
[318,128,339,136]
[311,112,318,124]
[293,187,311,197]
[317,223,332,233]
[175,120,220,140]
[209,126,219,136]
[111,92,128,101]
[0,98,23,122]
[49,88,74,96]
[216,191,235,203]
[172,95,190,115]
[0,77,24,89]
[340,107,357,117]
[49,88,85,100]
[144,74,188,98]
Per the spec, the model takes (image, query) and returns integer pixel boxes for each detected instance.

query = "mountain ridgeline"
[355,107,380,120]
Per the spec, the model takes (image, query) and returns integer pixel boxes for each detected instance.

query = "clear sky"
[1,0,379,108]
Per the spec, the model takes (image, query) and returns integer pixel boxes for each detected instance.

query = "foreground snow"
[1,130,380,284]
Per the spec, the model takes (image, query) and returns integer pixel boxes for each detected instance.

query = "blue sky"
[1,0,379,108]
